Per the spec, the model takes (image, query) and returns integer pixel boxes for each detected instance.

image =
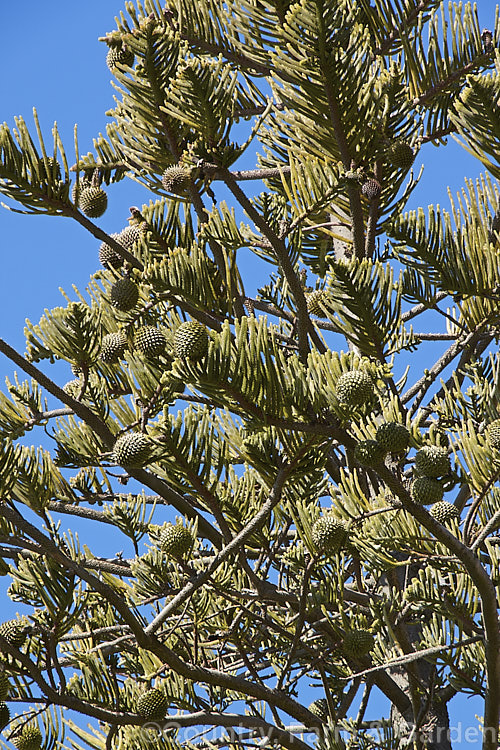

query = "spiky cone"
[343,629,375,658]
[161,166,192,195]
[354,440,386,467]
[79,186,108,218]
[160,523,194,559]
[308,699,329,721]
[486,419,500,449]
[106,45,134,69]
[361,178,382,200]
[312,515,347,555]
[0,702,9,730]
[136,687,168,722]
[335,370,374,406]
[410,476,444,505]
[118,224,144,249]
[414,445,450,478]
[0,673,9,701]
[110,278,140,312]
[306,290,329,317]
[12,724,43,750]
[386,140,414,170]
[375,422,410,453]
[134,326,166,358]
[0,619,29,648]
[99,234,125,269]
[430,501,460,525]
[100,331,128,363]
[174,321,209,360]
[113,433,152,469]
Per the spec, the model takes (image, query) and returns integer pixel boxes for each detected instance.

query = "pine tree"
[0,3,499,750]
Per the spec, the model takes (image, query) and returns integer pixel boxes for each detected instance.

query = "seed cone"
[343,629,375,657]
[39,156,61,181]
[354,440,386,467]
[312,515,347,555]
[110,278,139,312]
[134,326,166,357]
[411,476,444,505]
[430,501,460,525]
[118,224,144,249]
[160,523,194,558]
[335,371,374,406]
[414,445,450,477]
[308,699,329,721]
[386,140,414,169]
[161,166,192,195]
[106,45,134,69]
[488,211,500,244]
[136,688,168,722]
[306,290,329,317]
[100,331,128,363]
[174,321,209,360]
[361,178,382,200]
[113,433,152,468]
[12,725,43,750]
[0,702,9,730]
[79,186,108,218]
[375,422,410,453]
[0,619,29,648]
[0,673,9,701]
[99,234,125,269]
[63,379,83,399]
[486,419,500,449]
[71,176,91,205]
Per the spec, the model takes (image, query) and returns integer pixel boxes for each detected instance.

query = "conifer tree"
[0,2,500,750]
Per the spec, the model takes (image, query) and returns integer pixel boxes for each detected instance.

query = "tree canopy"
[0,2,499,750]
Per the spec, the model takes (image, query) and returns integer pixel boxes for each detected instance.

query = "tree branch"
[144,465,291,635]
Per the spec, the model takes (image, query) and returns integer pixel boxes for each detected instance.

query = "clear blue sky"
[0,2,492,747]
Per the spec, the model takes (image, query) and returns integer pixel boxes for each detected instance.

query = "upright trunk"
[383,563,453,750]
[389,664,452,750]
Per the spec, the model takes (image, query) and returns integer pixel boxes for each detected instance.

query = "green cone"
[113,433,152,469]
[414,446,450,478]
[375,422,410,453]
[312,515,347,555]
[160,523,194,558]
[343,629,374,657]
[79,186,108,218]
[136,687,168,722]
[134,326,166,357]
[430,501,460,524]
[12,724,43,750]
[411,476,444,505]
[335,371,374,406]
[174,321,209,360]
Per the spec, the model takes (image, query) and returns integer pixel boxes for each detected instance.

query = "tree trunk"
[389,664,452,750]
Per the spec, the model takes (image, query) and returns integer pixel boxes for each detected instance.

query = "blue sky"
[0,2,493,747]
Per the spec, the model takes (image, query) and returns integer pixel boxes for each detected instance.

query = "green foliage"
[0,2,500,750]
[0,111,70,215]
